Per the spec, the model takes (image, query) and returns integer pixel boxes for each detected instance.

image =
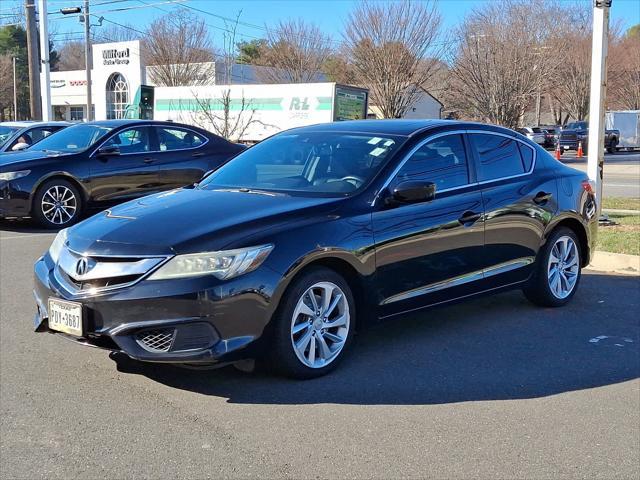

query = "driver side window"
[103,127,151,155]
[394,134,470,192]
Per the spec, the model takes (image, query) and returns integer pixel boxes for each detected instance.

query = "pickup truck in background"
[557,121,620,154]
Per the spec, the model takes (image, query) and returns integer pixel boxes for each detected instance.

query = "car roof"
[285,119,520,138]
[1,121,71,128]
[83,119,199,128]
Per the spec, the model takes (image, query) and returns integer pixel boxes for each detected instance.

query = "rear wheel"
[270,267,355,379]
[523,227,582,307]
[33,179,83,229]
[607,138,618,154]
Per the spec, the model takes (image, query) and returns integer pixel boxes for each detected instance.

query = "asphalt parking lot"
[1,225,638,479]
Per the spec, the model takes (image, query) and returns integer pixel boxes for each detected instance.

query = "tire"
[607,139,617,154]
[269,267,355,379]
[523,227,582,307]
[32,179,83,229]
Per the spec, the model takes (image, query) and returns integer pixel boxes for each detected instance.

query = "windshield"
[30,124,113,153]
[0,126,20,148]
[198,131,405,196]
[566,122,587,130]
[531,127,543,133]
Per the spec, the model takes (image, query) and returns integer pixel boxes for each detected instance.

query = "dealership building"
[49,40,441,138]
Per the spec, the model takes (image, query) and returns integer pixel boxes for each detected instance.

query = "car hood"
[0,149,72,167]
[67,188,343,256]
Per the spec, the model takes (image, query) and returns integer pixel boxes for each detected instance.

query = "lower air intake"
[135,329,175,353]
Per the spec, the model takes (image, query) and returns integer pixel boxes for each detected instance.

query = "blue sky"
[2,0,639,47]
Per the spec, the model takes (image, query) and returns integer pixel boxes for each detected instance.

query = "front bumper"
[0,179,32,219]
[33,254,283,365]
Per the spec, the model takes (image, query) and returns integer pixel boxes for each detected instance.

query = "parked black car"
[557,121,620,154]
[33,120,597,379]
[1,120,244,227]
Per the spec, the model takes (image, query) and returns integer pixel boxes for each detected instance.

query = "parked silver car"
[0,121,71,153]
[517,126,546,145]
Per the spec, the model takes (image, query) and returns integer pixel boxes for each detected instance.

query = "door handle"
[533,191,553,205]
[143,157,155,164]
[458,211,482,225]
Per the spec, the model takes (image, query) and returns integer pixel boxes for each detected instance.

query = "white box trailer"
[152,82,368,143]
[606,110,640,149]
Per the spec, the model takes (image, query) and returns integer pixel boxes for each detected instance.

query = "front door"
[372,133,485,318]
[89,126,160,203]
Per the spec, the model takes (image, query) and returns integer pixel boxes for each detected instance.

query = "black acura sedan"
[1,120,244,227]
[33,120,597,379]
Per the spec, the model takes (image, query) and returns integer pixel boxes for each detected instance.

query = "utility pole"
[25,0,42,120]
[38,0,52,121]
[84,0,93,120]
[13,57,19,121]
[587,0,611,217]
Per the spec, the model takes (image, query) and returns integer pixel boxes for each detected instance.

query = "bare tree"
[449,1,560,128]
[342,0,444,118]
[0,54,15,120]
[143,9,214,86]
[608,27,640,110]
[188,13,270,142]
[56,40,85,71]
[256,19,332,83]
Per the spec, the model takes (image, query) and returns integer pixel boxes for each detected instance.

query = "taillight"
[581,180,594,193]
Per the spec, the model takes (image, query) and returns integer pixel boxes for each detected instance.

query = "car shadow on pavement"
[110,272,639,405]
[0,219,54,234]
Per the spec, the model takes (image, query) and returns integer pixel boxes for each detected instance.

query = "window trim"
[154,126,210,154]
[91,125,209,157]
[375,129,537,206]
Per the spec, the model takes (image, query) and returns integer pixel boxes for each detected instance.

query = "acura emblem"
[76,257,90,276]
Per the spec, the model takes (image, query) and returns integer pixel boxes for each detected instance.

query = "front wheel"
[32,179,83,229]
[270,267,355,379]
[523,227,582,307]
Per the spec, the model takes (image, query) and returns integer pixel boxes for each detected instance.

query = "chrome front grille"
[54,247,168,294]
[136,329,175,352]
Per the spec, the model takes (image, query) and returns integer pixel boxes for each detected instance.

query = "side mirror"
[96,146,120,157]
[11,142,30,151]
[388,180,436,205]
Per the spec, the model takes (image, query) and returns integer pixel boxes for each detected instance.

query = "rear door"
[89,126,160,203]
[152,126,220,189]
[468,132,557,285]
[372,132,485,317]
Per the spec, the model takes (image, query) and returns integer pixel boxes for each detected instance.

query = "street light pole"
[38,0,52,121]
[587,0,611,217]
[84,0,93,121]
[13,56,18,121]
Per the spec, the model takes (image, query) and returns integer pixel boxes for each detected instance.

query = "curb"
[602,208,640,215]
[587,250,640,276]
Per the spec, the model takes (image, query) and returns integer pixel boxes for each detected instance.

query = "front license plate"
[48,298,83,337]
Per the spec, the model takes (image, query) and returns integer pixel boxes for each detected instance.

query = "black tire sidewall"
[270,267,356,379]
[33,179,83,229]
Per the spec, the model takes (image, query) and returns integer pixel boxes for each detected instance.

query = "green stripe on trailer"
[156,98,284,111]
[316,97,332,110]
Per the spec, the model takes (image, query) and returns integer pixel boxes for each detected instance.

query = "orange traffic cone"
[555,143,561,160]
[577,141,584,158]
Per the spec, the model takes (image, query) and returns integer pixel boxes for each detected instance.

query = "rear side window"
[470,134,526,182]
[157,127,206,151]
[518,143,534,171]
[394,134,469,191]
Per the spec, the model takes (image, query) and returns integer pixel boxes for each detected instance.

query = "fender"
[30,171,91,212]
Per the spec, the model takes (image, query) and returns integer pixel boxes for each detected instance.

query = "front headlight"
[48,228,68,264]
[148,244,274,281]
[0,170,30,181]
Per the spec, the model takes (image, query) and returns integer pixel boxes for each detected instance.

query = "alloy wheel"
[290,281,350,369]
[41,185,77,225]
[547,235,579,299]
